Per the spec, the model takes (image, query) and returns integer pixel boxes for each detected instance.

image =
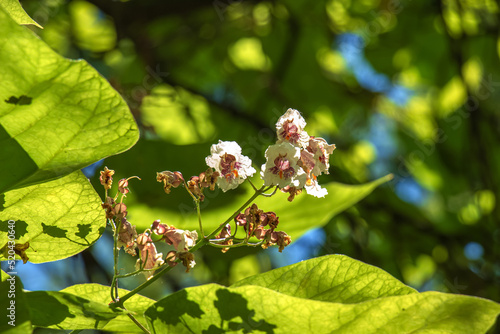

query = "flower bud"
[118,178,129,195]
[199,168,219,191]
[165,250,178,267]
[114,203,127,220]
[178,251,196,272]
[101,196,116,219]
[215,223,232,253]
[157,171,184,194]
[136,232,164,279]
[187,176,204,201]
[100,167,115,190]
[280,186,302,202]
[276,231,292,252]
[117,218,138,256]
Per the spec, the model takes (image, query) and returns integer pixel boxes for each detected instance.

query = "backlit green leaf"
[145,257,500,333]
[62,283,155,333]
[0,6,138,194]
[25,289,121,330]
[0,0,42,28]
[232,255,416,303]
[0,171,105,263]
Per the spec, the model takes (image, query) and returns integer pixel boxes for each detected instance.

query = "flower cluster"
[98,108,334,282]
[205,140,256,192]
[262,108,336,199]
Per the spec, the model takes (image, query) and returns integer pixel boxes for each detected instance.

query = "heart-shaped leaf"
[0,171,105,263]
[0,6,138,194]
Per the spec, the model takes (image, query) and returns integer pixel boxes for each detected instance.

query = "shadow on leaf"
[146,289,204,331]
[25,291,75,327]
[0,219,28,239]
[75,223,92,240]
[4,95,33,105]
[0,123,38,194]
[41,222,67,238]
[204,289,276,334]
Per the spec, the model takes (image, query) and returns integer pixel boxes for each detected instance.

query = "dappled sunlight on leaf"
[0,171,105,263]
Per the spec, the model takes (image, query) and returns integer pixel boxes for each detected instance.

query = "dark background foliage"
[13,0,500,306]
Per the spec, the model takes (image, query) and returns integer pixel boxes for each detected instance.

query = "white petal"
[305,179,328,198]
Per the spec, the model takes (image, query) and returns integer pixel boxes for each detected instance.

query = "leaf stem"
[195,199,204,237]
[125,311,151,334]
[111,217,122,302]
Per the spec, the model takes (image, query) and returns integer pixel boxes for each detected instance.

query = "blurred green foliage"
[21,0,500,307]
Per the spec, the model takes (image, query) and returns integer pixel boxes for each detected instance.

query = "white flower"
[306,137,336,177]
[276,108,310,148]
[205,140,256,192]
[305,178,328,198]
[175,229,198,252]
[261,142,307,188]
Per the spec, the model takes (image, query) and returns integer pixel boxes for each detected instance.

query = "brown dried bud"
[100,167,115,190]
[102,196,116,219]
[215,223,232,253]
[118,178,129,195]
[14,242,30,264]
[254,226,267,240]
[165,251,178,267]
[199,168,219,191]
[275,231,292,252]
[118,176,141,195]
[157,171,184,194]
[114,203,128,220]
[281,186,302,202]
[136,232,164,279]
[264,212,279,230]
[152,220,169,235]
[117,218,138,256]
[234,213,246,226]
[187,176,204,201]
[178,251,196,272]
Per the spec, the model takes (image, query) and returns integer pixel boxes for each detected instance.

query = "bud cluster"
[100,167,198,276]
[157,169,220,202]
[235,204,291,252]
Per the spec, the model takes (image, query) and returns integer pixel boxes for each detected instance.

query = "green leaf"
[0,276,31,334]
[145,256,500,333]
[0,171,105,263]
[232,255,416,303]
[0,0,42,28]
[25,289,121,330]
[0,6,139,194]
[62,283,155,333]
